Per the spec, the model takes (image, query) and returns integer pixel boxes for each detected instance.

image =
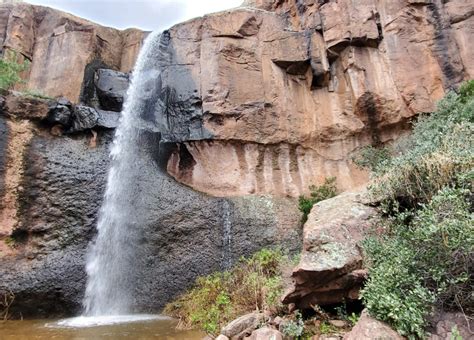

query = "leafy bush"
[459,79,474,103]
[163,248,290,335]
[0,51,29,91]
[361,81,474,339]
[281,310,305,338]
[362,188,473,339]
[298,177,337,222]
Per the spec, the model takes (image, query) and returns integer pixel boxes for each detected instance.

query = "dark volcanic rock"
[95,69,129,112]
[47,97,73,126]
[0,131,112,317]
[69,106,120,132]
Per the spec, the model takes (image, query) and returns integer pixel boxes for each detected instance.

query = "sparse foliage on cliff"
[0,51,29,91]
[164,248,290,335]
[362,81,474,339]
[298,177,337,223]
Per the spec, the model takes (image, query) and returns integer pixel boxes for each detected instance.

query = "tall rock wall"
[154,0,473,197]
[0,3,145,102]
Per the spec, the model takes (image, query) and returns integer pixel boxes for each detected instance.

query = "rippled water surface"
[0,316,204,340]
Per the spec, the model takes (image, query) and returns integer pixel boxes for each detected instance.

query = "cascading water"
[82,31,164,317]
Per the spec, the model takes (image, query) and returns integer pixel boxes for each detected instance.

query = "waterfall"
[83,31,164,316]
[221,200,233,270]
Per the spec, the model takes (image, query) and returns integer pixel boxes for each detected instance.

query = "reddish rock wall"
[160,0,473,197]
[1,1,472,197]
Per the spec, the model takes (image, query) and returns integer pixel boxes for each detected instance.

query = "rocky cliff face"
[0,0,472,318]
[2,1,473,197]
[156,0,473,197]
[0,3,145,102]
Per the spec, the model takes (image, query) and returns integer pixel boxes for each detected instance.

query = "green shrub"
[0,51,29,90]
[298,177,337,223]
[281,311,305,338]
[163,248,290,335]
[362,187,473,339]
[459,79,474,103]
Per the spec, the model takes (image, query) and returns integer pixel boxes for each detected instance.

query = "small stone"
[273,316,284,326]
[246,327,283,340]
[215,335,229,340]
[329,320,347,328]
[221,312,264,338]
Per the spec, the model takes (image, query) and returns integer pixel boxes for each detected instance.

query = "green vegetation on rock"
[298,177,337,223]
[0,51,29,91]
[361,80,474,339]
[163,248,291,335]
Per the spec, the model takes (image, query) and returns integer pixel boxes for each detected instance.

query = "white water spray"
[82,31,164,316]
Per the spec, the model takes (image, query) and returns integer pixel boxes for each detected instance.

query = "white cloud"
[23,0,244,31]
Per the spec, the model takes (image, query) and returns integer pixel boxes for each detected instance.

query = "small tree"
[0,50,29,91]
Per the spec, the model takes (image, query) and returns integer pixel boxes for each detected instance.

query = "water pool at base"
[0,315,204,339]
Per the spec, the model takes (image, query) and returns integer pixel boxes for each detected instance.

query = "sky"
[24,0,244,31]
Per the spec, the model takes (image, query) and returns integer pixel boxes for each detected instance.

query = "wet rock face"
[0,96,301,318]
[0,131,112,317]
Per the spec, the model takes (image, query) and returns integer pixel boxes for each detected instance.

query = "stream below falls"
[0,316,204,339]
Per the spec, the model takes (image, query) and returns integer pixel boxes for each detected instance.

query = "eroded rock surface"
[221,312,265,339]
[283,191,380,308]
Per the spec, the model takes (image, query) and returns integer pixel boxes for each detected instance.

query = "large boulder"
[1,91,52,121]
[94,68,129,112]
[283,191,380,308]
[70,106,120,132]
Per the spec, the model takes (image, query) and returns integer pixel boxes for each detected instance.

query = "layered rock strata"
[2,1,473,197]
